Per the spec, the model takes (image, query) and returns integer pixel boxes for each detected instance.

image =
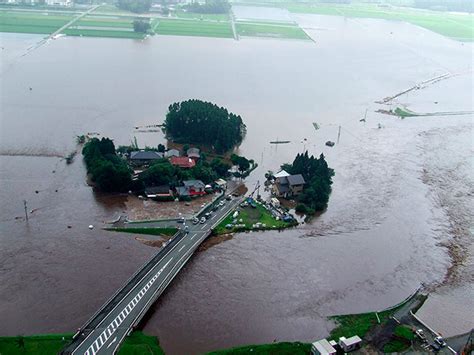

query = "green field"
[208,341,311,354]
[283,3,473,41]
[153,18,233,38]
[0,9,72,34]
[236,21,309,39]
[214,202,294,234]
[0,331,164,355]
[174,8,230,21]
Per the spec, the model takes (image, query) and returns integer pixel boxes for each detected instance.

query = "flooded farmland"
[0,13,473,355]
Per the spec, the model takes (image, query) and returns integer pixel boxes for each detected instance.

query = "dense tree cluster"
[164,100,246,153]
[413,0,472,12]
[82,138,132,192]
[185,0,231,14]
[117,0,152,13]
[133,19,151,33]
[138,157,231,187]
[282,152,334,214]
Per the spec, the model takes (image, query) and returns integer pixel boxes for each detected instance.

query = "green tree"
[133,19,151,33]
[117,0,152,13]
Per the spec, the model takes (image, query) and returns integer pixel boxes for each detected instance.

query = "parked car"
[430,343,441,352]
[434,336,446,347]
[205,212,211,219]
[192,217,199,225]
[200,217,206,224]
[415,329,426,341]
[177,217,185,223]
[212,206,219,212]
[226,195,232,201]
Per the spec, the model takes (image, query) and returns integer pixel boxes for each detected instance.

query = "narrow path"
[230,9,239,40]
[51,4,101,39]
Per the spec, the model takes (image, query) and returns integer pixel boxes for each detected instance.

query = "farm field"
[0,9,72,34]
[236,21,309,39]
[173,8,230,21]
[152,18,233,38]
[282,2,474,41]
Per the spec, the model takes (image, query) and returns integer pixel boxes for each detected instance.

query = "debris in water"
[325,141,335,147]
[88,225,94,230]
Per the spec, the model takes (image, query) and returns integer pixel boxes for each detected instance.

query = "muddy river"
[0,13,472,354]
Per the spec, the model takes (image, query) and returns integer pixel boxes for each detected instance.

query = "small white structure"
[339,336,362,352]
[270,197,280,207]
[311,339,336,355]
[46,0,73,6]
[215,178,227,190]
[274,170,290,179]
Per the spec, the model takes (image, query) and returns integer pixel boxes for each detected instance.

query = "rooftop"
[170,156,195,168]
[274,170,290,178]
[312,339,336,355]
[130,150,163,160]
[183,180,205,188]
[187,147,200,157]
[339,335,362,347]
[287,174,305,186]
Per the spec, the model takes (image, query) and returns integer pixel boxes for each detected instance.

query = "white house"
[311,339,336,355]
[46,0,73,6]
[339,336,362,352]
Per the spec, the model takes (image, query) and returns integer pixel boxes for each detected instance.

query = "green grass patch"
[0,9,72,34]
[63,28,144,39]
[0,331,164,355]
[394,107,418,118]
[117,331,165,355]
[214,202,294,234]
[394,325,414,341]
[153,18,233,38]
[383,338,410,353]
[105,227,178,236]
[236,21,309,39]
[0,334,73,355]
[283,3,474,41]
[174,9,229,21]
[208,341,311,354]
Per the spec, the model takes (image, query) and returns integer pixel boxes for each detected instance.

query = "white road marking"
[178,244,186,253]
[106,337,117,349]
[191,234,197,240]
[84,258,173,355]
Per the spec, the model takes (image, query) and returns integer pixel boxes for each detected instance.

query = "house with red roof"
[170,156,196,169]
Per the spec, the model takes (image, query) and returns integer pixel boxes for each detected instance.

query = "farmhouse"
[164,149,180,158]
[273,173,306,198]
[176,180,206,197]
[170,156,195,169]
[145,185,173,199]
[130,151,163,166]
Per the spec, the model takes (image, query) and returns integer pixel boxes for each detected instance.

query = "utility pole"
[23,200,28,221]
[337,125,341,144]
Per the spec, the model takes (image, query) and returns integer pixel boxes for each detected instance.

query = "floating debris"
[325,141,335,147]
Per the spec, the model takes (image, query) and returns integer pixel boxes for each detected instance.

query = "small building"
[164,149,180,158]
[46,0,73,6]
[170,156,195,169]
[176,180,206,197]
[311,339,336,355]
[215,178,227,190]
[130,150,163,165]
[339,336,362,352]
[270,197,280,207]
[273,174,306,198]
[145,185,173,199]
[186,147,200,160]
[274,170,290,179]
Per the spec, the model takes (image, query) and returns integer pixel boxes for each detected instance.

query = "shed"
[311,339,336,355]
[165,149,180,158]
[186,147,200,159]
[215,178,227,189]
[274,170,290,178]
[145,185,172,198]
[339,336,362,352]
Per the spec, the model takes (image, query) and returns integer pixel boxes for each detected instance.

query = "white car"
[192,218,199,225]
[200,217,206,224]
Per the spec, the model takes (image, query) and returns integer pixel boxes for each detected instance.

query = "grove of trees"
[164,99,246,153]
[82,138,132,192]
[133,19,151,33]
[185,0,231,14]
[281,152,335,214]
[117,0,152,13]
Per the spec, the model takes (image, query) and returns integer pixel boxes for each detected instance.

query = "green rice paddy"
[153,18,233,38]
[236,21,309,40]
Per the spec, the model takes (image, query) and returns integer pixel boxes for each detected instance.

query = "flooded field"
[0,13,473,355]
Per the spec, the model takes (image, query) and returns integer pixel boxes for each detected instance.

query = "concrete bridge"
[61,194,242,355]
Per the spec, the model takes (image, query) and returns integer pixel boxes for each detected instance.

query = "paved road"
[63,195,242,355]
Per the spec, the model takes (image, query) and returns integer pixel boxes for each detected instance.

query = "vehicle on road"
[177,217,185,223]
[415,329,426,341]
[205,212,211,219]
[212,206,219,212]
[434,336,446,347]
[430,343,441,352]
[226,195,232,200]
[200,217,206,224]
[192,217,199,224]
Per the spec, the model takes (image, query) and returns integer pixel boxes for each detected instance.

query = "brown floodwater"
[0,13,473,354]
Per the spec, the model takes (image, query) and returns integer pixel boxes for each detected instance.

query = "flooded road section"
[0,13,473,354]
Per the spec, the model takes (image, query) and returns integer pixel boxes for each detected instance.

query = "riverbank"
[0,331,164,355]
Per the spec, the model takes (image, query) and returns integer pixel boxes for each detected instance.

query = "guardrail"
[67,230,184,344]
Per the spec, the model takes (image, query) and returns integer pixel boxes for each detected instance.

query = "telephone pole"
[23,200,28,221]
